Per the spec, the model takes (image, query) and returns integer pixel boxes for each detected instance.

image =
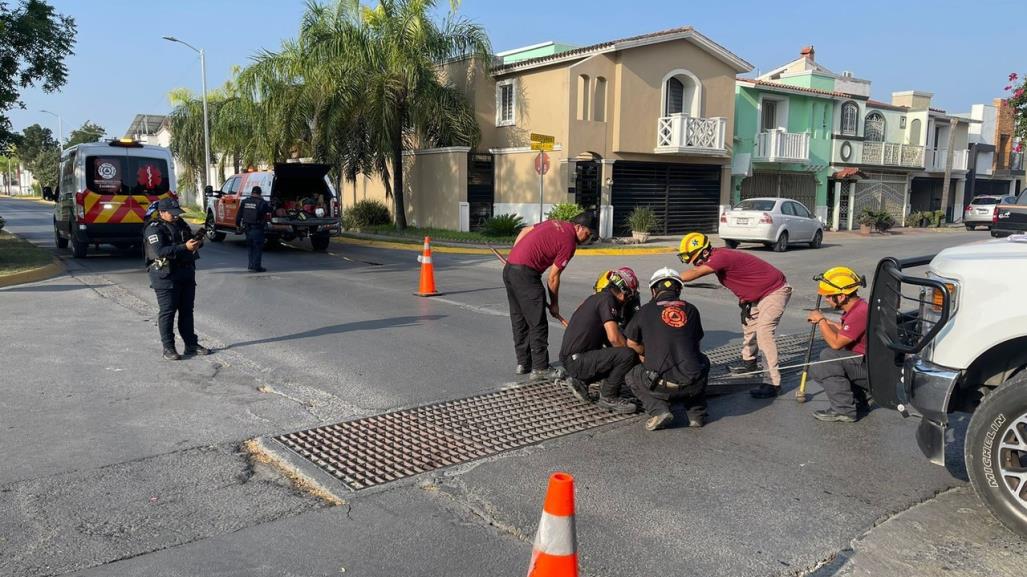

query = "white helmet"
[649,267,683,290]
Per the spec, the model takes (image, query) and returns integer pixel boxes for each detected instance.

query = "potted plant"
[627,206,660,243]
[858,209,877,235]
[875,211,896,233]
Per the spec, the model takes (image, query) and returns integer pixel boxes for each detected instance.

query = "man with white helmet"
[807,266,869,422]
[560,267,640,414]
[676,231,791,399]
[623,268,710,431]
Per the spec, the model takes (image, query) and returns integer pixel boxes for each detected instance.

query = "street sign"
[530,132,555,151]
[534,152,550,175]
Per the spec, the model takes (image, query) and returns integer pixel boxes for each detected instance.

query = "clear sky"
[9,0,1023,140]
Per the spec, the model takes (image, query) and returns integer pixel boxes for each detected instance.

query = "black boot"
[729,359,759,375]
[163,348,182,361]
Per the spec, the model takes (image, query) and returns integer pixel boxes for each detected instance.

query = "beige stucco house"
[346,26,752,237]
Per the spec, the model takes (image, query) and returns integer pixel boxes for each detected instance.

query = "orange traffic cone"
[415,236,442,297]
[527,472,578,577]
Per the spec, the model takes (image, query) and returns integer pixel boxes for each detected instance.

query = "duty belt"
[656,378,688,390]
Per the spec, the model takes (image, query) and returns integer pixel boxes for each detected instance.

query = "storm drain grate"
[274,334,827,490]
[273,380,633,490]
[708,332,826,383]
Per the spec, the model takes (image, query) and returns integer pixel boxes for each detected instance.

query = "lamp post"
[40,109,63,148]
[163,35,212,208]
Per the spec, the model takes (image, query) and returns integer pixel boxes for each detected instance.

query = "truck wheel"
[205,212,225,242]
[311,235,330,252]
[54,219,68,248]
[965,224,975,231]
[965,372,1027,538]
[724,239,739,249]
[71,237,87,259]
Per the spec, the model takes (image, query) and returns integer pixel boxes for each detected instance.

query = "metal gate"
[611,162,720,236]
[855,172,907,224]
[740,171,816,212]
[467,152,494,231]
[574,161,601,219]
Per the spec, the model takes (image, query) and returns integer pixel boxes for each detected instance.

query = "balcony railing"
[997,152,1023,172]
[862,141,924,168]
[753,129,810,163]
[925,148,969,172]
[655,114,728,155]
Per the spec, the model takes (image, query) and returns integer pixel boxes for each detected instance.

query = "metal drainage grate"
[273,380,632,490]
[708,332,826,384]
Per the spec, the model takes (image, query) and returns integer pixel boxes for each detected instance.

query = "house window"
[496,80,516,127]
[577,75,590,121]
[662,70,700,117]
[593,77,607,122]
[841,101,859,136]
[761,100,778,132]
[864,112,885,142]
[909,118,922,146]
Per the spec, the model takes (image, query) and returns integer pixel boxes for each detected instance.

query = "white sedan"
[718,197,824,252]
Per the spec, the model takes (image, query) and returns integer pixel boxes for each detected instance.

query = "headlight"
[315,207,326,217]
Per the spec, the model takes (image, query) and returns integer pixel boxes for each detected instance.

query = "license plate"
[735,218,750,225]
[976,209,989,214]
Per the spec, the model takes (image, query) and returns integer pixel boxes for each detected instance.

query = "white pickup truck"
[867,235,1027,537]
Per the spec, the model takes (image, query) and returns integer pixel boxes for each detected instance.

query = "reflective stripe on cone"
[527,472,577,577]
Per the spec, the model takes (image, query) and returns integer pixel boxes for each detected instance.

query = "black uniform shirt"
[144,219,198,289]
[624,294,709,385]
[559,290,622,361]
[237,195,271,227]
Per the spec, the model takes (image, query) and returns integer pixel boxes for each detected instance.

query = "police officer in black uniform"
[144,198,209,360]
[624,267,710,431]
[236,185,272,272]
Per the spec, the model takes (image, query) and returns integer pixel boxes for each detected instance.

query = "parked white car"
[963,194,1018,230]
[718,197,824,252]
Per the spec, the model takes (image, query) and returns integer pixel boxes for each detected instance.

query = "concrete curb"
[0,258,65,288]
[333,235,677,256]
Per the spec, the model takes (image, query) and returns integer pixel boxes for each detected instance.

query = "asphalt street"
[1,195,1022,576]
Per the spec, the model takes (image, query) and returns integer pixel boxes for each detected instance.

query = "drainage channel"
[272,333,827,491]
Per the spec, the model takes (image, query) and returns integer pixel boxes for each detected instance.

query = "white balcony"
[925,148,969,172]
[655,114,728,155]
[753,129,810,163]
[861,141,924,168]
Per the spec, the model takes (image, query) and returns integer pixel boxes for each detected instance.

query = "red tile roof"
[736,77,852,98]
[832,167,866,180]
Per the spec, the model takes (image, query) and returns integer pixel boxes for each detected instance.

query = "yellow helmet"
[816,266,865,296]
[678,232,711,264]
[593,270,615,293]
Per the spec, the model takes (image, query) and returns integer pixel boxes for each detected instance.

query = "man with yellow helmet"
[807,266,869,422]
[676,232,792,398]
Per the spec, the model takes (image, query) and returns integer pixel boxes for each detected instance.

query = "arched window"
[864,111,885,142]
[662,70,701,117]
[909,118,922,146]
[593,77,607,122]
[841,101,859,136]
[577,74,590,120]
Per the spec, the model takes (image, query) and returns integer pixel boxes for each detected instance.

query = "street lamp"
[163,34,212,207]
[40,109,63,148]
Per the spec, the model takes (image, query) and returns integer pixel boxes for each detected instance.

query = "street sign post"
[530,133,555,222]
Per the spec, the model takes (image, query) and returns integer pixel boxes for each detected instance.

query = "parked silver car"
[718,197,824,252]
[963,194,1017,230]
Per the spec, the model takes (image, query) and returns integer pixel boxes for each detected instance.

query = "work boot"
[530,367,560,381]
[729,359,759,375]
[185,344,211,356]
[163,348,182,361]
[645,412,674,431]
[688,415,706,428]
[749,383,781,398]
[597,395,638,415]
[563,377,591,403]
[514,364,531,375]
[812,409,857,423]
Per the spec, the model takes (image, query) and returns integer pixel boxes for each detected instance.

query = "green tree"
[28,146,57,187]
[15,123,55,165]
[0,0,76,148]
[65,120,105,146]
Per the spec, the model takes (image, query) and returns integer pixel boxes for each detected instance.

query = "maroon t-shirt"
[839,298,869,355]
[507,220,578,273]
[704,248,786,303]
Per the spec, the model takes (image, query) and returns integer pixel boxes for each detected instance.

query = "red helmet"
[612,267,639,296]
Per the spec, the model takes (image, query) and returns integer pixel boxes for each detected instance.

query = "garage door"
[740,172,817,213]
[611,162,720,235]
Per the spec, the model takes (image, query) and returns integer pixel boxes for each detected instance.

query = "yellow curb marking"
[333,236,675,256]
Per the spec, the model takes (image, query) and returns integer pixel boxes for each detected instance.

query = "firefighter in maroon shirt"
[806,266,870,423]
[503,212,594,379]
[676,232,792,398]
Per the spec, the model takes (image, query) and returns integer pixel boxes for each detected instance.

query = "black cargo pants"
[503,263,549,371]
[563,347,638,398]
[155,281,198,350]
[626,364,709,422]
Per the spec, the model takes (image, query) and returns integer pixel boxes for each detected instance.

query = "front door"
[467,152,494,231]
[574,160,600,226]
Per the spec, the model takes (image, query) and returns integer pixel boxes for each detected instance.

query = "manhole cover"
[274,334,828,490]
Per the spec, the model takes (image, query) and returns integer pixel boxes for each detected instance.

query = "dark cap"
[157,197,184,216]
[251,186,262,195]
[570,211,595,231]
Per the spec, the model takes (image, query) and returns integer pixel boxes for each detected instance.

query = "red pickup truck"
[204,163,340,251]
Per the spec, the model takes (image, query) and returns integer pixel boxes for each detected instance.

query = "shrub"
[875,211,896,232]
[0,215,5,232]
[627,206,660,233]
[858,209,878,227]
[344,199,391,229]
[482,213,525,237]
[547,203,584,222]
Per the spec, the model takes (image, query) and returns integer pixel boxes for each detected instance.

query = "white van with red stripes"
[50,139,176,258]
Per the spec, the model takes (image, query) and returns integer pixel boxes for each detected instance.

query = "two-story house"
[964,98,1024,200]
[346,26,752,237]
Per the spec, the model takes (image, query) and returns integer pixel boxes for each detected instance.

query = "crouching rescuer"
[560,268,640,414]
[625,268,710,431]
[806,266,869,423]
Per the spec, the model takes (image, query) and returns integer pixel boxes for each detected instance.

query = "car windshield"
[970,197,999,205]
[734,200,776,211]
